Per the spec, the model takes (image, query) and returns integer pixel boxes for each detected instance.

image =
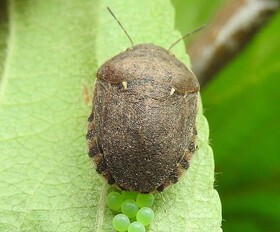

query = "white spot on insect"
[170,87,175,96]
[122,81,128,90]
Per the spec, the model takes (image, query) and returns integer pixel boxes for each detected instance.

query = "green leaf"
[0,0,9,82]
[0,0,222,231]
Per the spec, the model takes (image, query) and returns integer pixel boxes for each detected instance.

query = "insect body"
[87,43,199,193]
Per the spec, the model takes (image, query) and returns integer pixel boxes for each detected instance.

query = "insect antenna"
[168,24,206,51]
[107,7,134,47]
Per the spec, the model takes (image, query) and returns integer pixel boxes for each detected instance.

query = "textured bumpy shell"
[87,44,199,193]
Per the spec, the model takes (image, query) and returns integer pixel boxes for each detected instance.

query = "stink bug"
[86,7,201,193]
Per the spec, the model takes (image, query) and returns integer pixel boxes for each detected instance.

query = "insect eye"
[171,69,200,94]
[168,87,185,98]
[169,87,176,96]
[122,81,128,90]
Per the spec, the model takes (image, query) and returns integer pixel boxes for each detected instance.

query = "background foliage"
[172,0,280,231]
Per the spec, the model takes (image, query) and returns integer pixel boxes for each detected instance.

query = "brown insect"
[86,8,201,193]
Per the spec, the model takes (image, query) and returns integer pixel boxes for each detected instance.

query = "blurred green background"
[172,0,280,231]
